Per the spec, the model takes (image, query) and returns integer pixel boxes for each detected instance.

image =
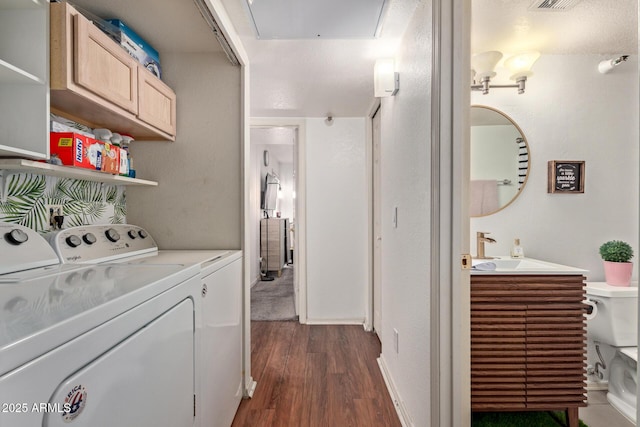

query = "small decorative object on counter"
[510,238,524,259]
[599,240,634,286]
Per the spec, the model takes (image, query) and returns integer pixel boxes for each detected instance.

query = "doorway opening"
[249,121,306,323]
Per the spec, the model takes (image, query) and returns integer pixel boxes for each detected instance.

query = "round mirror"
[470,105,530,217]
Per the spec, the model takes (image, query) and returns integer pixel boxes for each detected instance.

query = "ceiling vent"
[528,0,582,11]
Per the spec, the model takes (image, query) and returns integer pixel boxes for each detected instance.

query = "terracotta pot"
[603,261,633,286]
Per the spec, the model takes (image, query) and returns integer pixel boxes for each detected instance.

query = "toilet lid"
[586,282,638,297]
[621,347,638,362]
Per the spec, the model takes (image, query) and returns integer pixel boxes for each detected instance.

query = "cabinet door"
[73,14,138,114]
[138,68,176,135]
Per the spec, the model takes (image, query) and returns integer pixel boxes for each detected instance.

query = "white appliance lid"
[0,262,198,375]
[124,250,230,266]
[586,282,638,297]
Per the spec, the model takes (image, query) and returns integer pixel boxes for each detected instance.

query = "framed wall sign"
[547,160,585,193]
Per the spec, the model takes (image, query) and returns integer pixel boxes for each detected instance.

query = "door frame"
[251,118,308,324]
[366,99,382,334]
[431,0,471,425]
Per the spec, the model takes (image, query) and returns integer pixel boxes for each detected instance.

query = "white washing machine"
[0,221,201,427]
[47,224,243,427]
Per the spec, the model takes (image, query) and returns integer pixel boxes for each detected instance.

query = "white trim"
[378,355,413,427]
[200,0,254,399]
[304,318,365,325]
[364,99,380,333]
[431,0,471,425]
[203,0,249,65]
[245,379,258,398]
[250,117,308,324]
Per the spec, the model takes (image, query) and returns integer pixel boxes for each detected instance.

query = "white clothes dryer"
[47,224,243,427]
[0,222,201,427]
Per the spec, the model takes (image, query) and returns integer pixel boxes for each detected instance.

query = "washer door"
[44,299,194,427]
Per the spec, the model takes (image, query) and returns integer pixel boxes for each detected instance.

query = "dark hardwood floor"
[231,321,402,427]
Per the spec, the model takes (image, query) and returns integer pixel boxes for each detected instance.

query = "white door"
[372,108,382,337]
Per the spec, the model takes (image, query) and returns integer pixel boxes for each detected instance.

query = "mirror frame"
[470,105,531,217]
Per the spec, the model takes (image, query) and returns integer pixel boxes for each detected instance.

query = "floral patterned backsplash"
[0,173,126,233]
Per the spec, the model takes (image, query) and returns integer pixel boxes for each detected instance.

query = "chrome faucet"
[476,232,496,259]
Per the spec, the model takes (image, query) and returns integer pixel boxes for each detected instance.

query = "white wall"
[305,117,368,322]
[378,2,432,425]
[127,52,242,249]
[278,162,295,221]
[471,54,639,281]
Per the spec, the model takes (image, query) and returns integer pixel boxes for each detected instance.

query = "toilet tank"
[586,282,638,347]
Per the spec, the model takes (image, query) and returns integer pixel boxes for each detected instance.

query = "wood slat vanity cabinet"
[471,274,587,425]
[50,2,176,140]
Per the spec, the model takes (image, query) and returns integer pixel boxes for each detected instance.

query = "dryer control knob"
[66,235,82,248]
[83,233,97,245]
[127,230,137,239]
[6,229,28,245]
[138,229,148,239]
[105,228,120,242]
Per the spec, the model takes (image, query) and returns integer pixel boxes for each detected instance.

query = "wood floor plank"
[270,323,310,427]
[253,322,297,410]
[231,322,401,427]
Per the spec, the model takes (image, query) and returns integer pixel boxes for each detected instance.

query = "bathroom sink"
[471,256,588,275]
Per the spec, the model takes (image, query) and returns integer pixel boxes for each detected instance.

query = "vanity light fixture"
[471,51,540,95]
[598,55,629,74]
[374,58,399,97]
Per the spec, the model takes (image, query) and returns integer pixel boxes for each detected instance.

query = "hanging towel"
[470,180,499,216]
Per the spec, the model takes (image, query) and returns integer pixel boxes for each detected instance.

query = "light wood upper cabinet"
[73,13,138,114]
[50,2,176,141]
[138,67,176,135]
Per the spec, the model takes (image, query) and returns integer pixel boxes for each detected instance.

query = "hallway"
[231,322,401,426]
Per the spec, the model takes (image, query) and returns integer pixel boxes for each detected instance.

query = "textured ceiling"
[472,0,638,55]
[222,0,421,117]
[244,0,388,39]
[221,0,638,118]
[70,0,639,118]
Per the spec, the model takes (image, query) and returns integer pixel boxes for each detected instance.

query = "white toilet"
[586,282,638,424]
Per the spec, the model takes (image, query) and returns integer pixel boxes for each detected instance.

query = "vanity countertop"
[471,256,588,275]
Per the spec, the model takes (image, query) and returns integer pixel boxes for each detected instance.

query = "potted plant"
[599,240,634,286]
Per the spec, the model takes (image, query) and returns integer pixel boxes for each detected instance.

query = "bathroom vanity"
[471,257,588,426]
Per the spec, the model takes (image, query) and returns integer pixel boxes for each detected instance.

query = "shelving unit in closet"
[0,159,157,202]
[0,0,49,158]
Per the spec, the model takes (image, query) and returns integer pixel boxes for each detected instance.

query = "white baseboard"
[250,275,260,288]
[377,355,412,427]
[303,318,365,325]
[244,377,257,398]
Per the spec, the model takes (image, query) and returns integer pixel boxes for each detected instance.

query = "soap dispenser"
[511,238,524,259]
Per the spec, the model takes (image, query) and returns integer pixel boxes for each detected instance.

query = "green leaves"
[0,174,47,230]
[599,240,634,263]
[0,173,126,232]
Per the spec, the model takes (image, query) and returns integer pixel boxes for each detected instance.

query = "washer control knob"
[138,229,148,239]
[128,230,137,239]
[65,235,82,248]
[6,229,28,245]
[83,233,97,245]
[105,228,120,242]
